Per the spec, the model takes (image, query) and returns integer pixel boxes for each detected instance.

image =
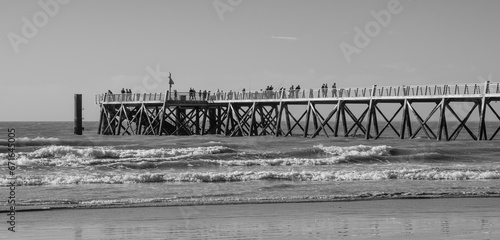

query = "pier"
[95,82,500,140]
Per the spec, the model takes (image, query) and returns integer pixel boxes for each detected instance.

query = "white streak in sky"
[271,36,298,41]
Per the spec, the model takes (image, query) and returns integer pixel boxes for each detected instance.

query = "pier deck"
[95,82,500,140]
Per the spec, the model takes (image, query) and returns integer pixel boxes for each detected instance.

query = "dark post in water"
[74,94,83,135]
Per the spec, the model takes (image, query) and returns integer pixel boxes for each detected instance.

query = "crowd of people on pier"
[188,88,210,101]
[209,83,339,101]
[103,88,135,101]
[102,83,339,103]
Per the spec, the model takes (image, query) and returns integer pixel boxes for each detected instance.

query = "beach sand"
[7,197,500,239]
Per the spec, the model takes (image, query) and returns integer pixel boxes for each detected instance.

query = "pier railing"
[211,82,500,101]
[96,82,500,104]
[95,91,214,104]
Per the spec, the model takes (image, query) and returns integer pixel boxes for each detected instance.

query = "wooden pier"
[95,81,500,140]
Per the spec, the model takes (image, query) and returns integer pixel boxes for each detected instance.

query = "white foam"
[315,144,391,157]
[18,137,60,142]
[6,145,233,166]
[3,168,499,186]
[205,157,345,166]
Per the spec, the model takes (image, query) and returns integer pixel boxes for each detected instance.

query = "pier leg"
[334,101,342,137]
[365,99,374,140]
[303,102,312,137]
[217,107,222,135]
[284,104,292,136]
[208,108,216,134]
[400,100,408,139]
[276,102,283,137]
[159,91,168,136]
[224,104,232,136]
[195,107,200,135]
[437,99,447,141]
[200,107,206,135]
[250,103,257,136]
[341,104,348,137]
[311,103,318,136]
[138,104,144,135]
[117,105,124,135]
[176,107,181,135]
[478,97,487,140]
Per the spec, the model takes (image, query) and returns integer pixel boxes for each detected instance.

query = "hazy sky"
[1,0,499,121]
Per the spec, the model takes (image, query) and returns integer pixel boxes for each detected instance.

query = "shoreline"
[4,194,500,213]
[7,197,500,239]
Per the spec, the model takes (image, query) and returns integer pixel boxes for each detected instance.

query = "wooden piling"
[74,94,83,135]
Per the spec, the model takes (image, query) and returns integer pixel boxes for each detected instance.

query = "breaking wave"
[0,145,236,167]
[14,137,61,147]
[3,168,499,186]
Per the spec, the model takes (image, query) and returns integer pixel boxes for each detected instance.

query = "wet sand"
[7,198,500,239]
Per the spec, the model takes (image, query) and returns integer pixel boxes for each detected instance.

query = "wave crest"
[1,145,234,166]
[4,168,499,186]
[316,144,391,157]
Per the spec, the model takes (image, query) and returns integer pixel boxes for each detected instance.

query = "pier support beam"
[96,90,500,140]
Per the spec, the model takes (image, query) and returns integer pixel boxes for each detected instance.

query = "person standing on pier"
[332,83,337,97]
[190,88,195,100]
[127,89,132,101]
[120,88,125,101]
[107,90,114,101]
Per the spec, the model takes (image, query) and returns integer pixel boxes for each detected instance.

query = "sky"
[0,0,499,121]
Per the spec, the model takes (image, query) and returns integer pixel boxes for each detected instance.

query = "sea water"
[1,121,499,210]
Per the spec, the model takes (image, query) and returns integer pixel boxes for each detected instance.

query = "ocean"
[1,121,500,211]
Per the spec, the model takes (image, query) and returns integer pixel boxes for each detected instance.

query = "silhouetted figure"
[332,83,337,97]
[106,90,113,101]
[189,88,195,100]
[125,89,132,101]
